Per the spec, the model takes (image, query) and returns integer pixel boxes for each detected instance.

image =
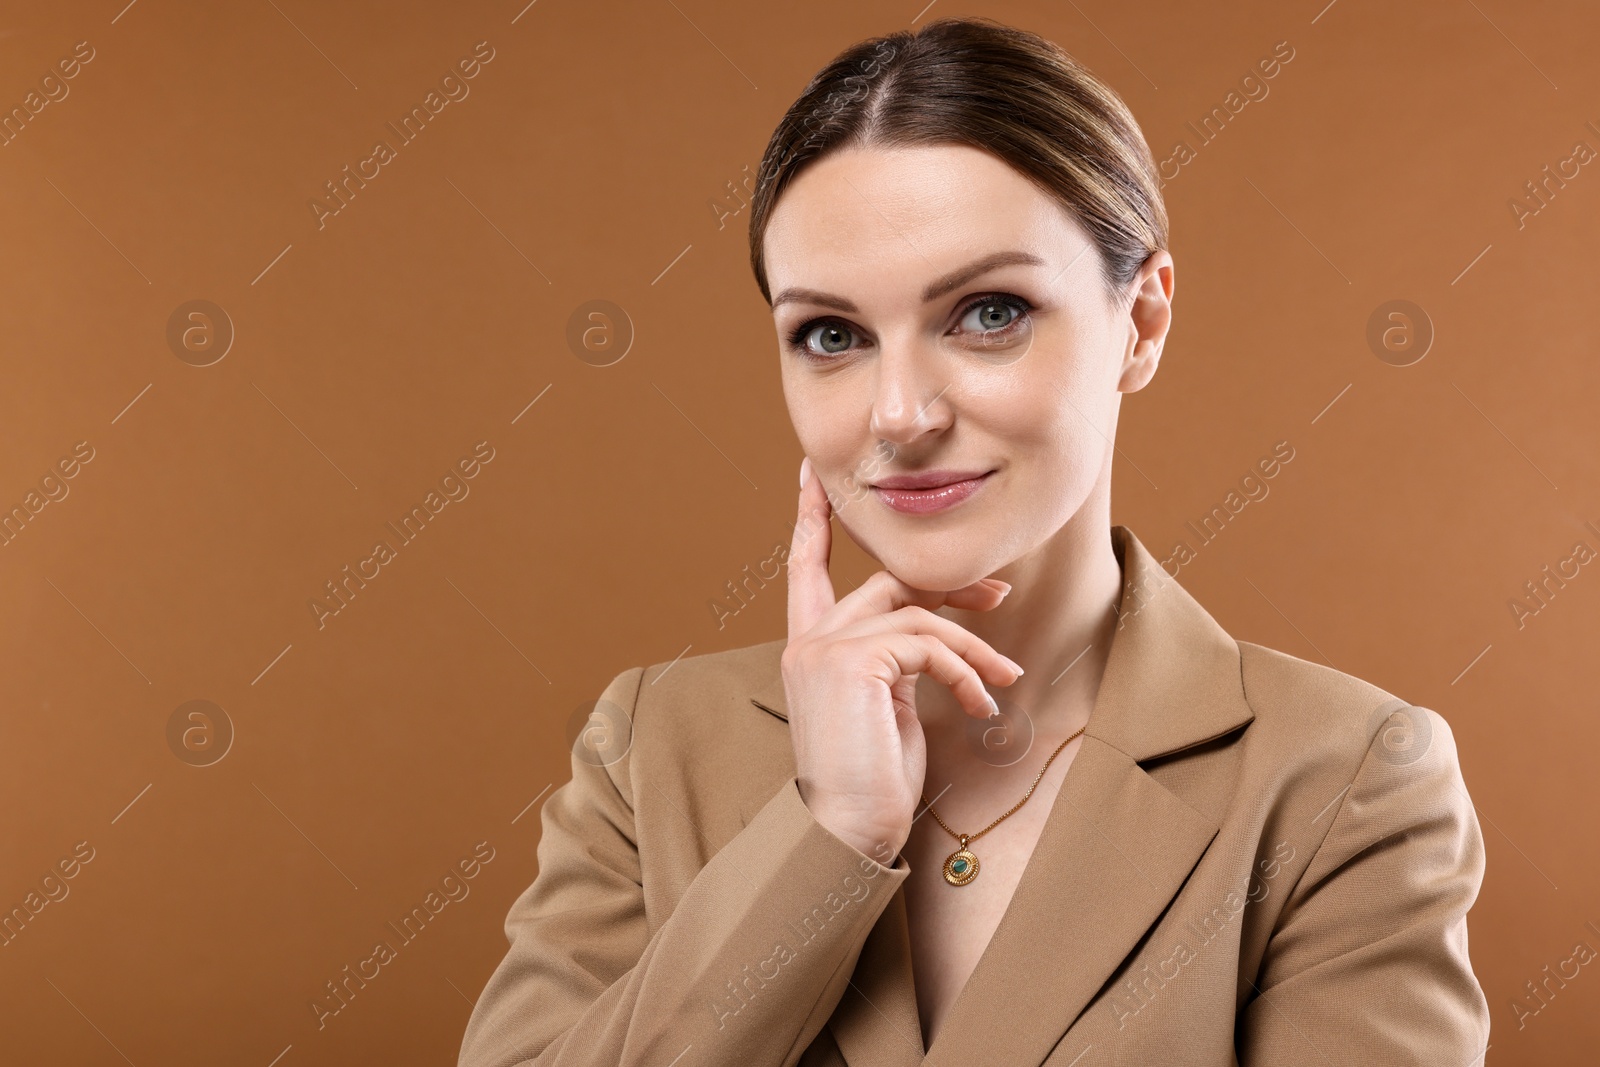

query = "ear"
[1117,251,1175,394]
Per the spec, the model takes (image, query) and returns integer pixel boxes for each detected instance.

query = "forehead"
[763,143,1091,297]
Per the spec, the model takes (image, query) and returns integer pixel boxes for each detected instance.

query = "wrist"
[827,821,904,867]
[799,789,906,867]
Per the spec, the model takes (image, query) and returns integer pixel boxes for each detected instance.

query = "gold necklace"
[919,722,1087,886]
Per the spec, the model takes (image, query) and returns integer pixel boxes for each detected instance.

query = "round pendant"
[942,847,980,886]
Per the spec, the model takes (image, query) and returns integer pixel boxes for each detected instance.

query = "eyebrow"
[770,249,1048,312]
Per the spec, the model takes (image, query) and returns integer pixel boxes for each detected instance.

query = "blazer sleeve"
[457,666,912,1067]
[1238,705,1491,1065]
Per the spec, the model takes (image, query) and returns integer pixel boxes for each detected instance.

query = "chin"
[884,563,990,594]
[841,516,1001,593]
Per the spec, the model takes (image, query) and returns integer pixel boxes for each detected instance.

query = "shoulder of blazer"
[628,636,787,722]
[1234,638,1454,793]
[609,636,791,781]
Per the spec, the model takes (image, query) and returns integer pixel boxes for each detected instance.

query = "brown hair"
[747,16,1167,311]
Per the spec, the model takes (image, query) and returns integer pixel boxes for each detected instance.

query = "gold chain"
[920,722,1087,846]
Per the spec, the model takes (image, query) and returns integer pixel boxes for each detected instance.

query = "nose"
[867,337,954,445]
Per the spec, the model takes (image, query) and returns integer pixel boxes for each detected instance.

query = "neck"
[929,492,1125,737]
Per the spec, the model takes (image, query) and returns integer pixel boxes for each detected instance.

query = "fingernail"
[799,456,811,489]
[1006,658,1025,676]
[985,693,1000,718]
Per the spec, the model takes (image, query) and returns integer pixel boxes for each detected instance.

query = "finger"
[827,604,1024,685]
[829,567,1010,632]
[856,633,998,720]
[786,456,836,642]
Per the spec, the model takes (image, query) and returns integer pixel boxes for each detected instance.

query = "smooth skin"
[767,142,1174,1050]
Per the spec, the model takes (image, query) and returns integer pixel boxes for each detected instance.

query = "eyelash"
[784,293,1034,362]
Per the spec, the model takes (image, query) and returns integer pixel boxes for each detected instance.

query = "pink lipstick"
[871,469,994,515]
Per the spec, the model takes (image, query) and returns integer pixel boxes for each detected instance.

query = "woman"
[459,16,1489,1067]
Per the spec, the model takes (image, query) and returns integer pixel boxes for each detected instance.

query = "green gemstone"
[951,858,969,874]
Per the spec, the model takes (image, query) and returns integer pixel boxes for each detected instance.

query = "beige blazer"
[458,525,1490,1066]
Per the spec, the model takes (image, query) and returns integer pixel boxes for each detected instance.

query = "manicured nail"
[985,693,1000,718]
[1006,658,1025,676]
[799,456,811,489]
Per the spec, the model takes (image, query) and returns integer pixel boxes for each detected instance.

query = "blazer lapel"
[747,526,1254,1067]
[922,740,1219,1066]
[827,889,928,1065]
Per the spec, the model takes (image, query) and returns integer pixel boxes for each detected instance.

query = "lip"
[871,469,994,515]
[872,469,993,490]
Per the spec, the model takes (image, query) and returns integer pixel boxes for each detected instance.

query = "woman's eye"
[790,322,857,359]
[958,296,1030,335]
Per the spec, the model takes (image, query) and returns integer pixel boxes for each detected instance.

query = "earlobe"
[1118,344,1162,393]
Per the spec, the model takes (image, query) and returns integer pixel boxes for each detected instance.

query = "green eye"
[958,295,1030,335]
[792,322,856,358]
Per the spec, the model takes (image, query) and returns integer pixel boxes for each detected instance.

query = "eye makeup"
[784,292,1035,362]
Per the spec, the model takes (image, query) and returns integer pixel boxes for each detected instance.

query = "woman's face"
[763,143,1172,592]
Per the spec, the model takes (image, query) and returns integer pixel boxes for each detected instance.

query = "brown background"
[1,0,1596,1063]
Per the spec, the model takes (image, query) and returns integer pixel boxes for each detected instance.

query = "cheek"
[783,375,859,465]
[990,379,1109,509]
[970,370,1060,451]
[1043,418,1103,488]
[1018,336,1122,455]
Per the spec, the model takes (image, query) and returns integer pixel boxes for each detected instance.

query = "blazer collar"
[747,525,1255,1066]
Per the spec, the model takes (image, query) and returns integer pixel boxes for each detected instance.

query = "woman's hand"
[783,456,1024,865]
